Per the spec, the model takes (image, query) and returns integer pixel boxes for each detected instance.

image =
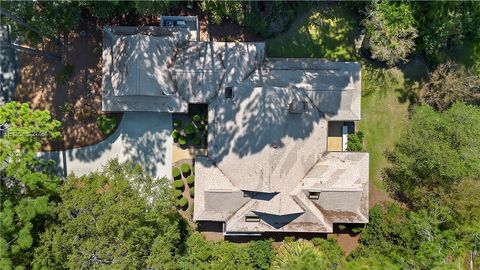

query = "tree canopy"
[0,102,62,270]
[362,0,418,66]
[385,103,480,207]
[32,159,183,269]
[421,62,480,111]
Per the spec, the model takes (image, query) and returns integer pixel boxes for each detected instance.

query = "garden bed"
[172,159,195,222]
[172,104,208,150]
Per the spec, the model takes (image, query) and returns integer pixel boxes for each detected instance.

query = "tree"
[247,240,274,270]
[362,0,418,66]
[271,240,328,270]
[385,103,480,207]
[32,160,183,269]
[133,0,178,16]
[178,232,273,270]
[420,61,480,111]
[1,2,82,45]
[412,2,480,57]
[0,102,61,269]
[351,203,461,269]
[200,0,245,25]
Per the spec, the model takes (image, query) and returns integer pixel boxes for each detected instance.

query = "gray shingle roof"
[101,26,368,234]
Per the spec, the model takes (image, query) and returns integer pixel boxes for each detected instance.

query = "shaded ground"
[15,18,117,151]
[266,3,361,60]
[173,5,263,42]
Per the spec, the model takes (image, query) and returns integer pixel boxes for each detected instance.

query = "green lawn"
[266,5,360,60]
[266,6,414,191]
[357,67,413,189]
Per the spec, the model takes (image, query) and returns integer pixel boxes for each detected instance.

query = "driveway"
[40,112,172,179]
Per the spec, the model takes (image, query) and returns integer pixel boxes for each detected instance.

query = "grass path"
[357,68,413,190]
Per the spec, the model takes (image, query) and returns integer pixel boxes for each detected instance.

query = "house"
[102,18,369,235]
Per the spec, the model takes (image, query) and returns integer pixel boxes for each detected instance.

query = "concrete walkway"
[40,112,172,179]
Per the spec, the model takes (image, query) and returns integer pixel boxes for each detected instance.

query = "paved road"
[40,112,172,179]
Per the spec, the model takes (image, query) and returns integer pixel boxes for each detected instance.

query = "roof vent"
[308,192,320,200]
[288,101,308,114]
[245,215,260,222]
[225,87,233,98]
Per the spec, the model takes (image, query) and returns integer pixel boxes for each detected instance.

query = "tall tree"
[0,102,61,269]
[420,61,480,111]
[32,159,183,269]
[271,240,328,270]
[200,0,245,25]
[362,0,418,66]
[385,102,480,207]
[412,1,480,57]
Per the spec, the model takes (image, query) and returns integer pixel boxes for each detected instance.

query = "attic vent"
[225,87,233,98]
[245,215,260,222]
[288,101,308,114]
[308,192,320,200]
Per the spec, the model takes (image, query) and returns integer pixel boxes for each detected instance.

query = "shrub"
[338,224,347,231]
[173,180,184,188]
[181,163,191,174]
[193,114,201,122]
[346,131,364,152]
[57,63,74,84]
[196,123,205,131]
[178,136,187,146]
[172,129,180,140]
[96,115,117,135]
[173,119,181,128]
[189,187,195,197]
[172,167,181,179]
[192,137,201,146]
[178,196,188,207]
[174,189,182,198]
[184,123,196,135]
[187,175,194,185]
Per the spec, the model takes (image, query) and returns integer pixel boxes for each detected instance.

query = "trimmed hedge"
[196,123,205,131]
[189,187,195,197]
[178,136,187,145]
[173,119,181,128]
[178,196,188,207]
[172,129,180,140]
[172,167,181,178]
[174,189,182,198]
[184,123,196,135]
[96,115,117,135]
[187,175,194,185]
[181,163,191,174]
[173,180,184,188]
[192,137,201,145]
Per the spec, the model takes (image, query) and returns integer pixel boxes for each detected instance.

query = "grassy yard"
[266,5,415,192]
[357,67,414,189]
[266,4,360,60]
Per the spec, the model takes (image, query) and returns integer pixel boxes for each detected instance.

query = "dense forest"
[1,1,479,269]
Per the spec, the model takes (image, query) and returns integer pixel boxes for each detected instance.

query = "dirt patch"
[369,182,394,207]
[15,18,120,151]
[328,233,360,255]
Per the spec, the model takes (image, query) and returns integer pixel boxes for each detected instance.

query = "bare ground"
[15,19,120,151]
